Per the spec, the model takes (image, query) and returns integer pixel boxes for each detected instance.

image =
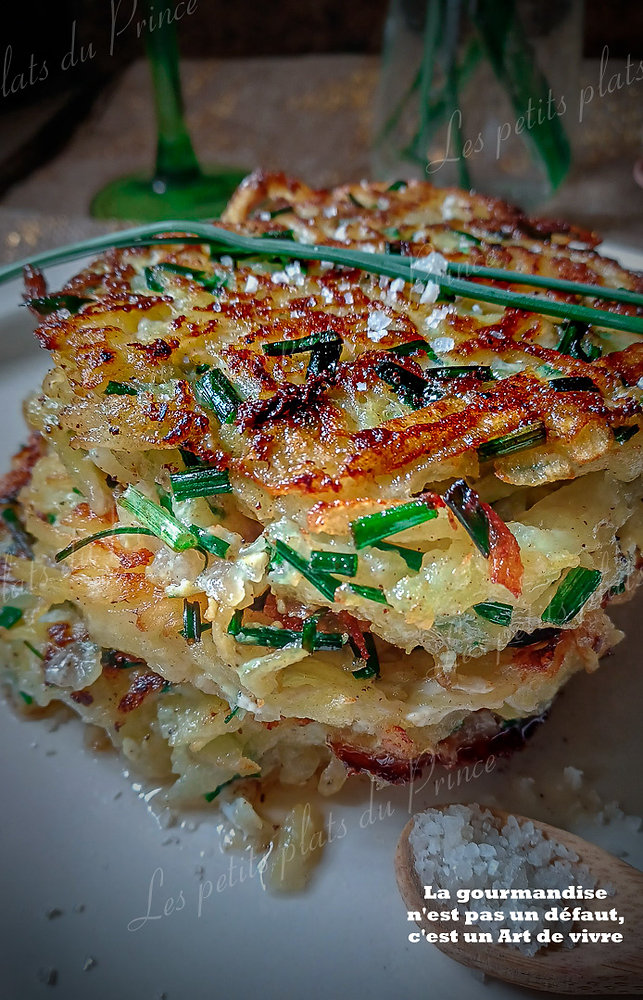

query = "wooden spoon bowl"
[395,806,643,994]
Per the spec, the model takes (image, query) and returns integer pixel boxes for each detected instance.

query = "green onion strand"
[542,567,602,625]
[55,525,156,562]
[351,499,438,550]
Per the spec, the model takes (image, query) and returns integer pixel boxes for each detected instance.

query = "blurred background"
[0,0,641,252]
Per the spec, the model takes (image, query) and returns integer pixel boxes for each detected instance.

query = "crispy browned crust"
[26,173,642,501]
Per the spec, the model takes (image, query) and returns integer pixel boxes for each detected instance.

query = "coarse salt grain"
[244,275,259,294]
[367,311,393,342]
[430,336,455,354]
[409,803,599,957]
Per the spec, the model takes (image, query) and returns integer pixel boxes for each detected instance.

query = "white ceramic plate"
[0,247,642,1000]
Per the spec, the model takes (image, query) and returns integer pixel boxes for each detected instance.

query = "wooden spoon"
[395,806,643,995]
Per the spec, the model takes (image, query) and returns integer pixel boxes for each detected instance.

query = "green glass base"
[90,168,249,222]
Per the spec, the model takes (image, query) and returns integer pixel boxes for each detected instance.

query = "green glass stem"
[90,4,247,221]
[146,13,201,186]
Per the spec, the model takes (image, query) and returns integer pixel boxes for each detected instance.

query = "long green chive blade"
[4,221,643,335]
[227,610,243,636]
[104,380,138,396]
[193,368,243,424]
[473,601,513,626]
[542,567,602,625]
[189,525,230,558]
[182,599,202,644]
[235,625,303,649]
[351,632,380,679]
[373,540,423,571]
[273,539,341,602]
[170,467,232,500]
[224,705,239,724]
[0,606,22,629]
[386,339,438,360]
[548,376,600,392]
[55,525,156,562]
[117,487,197,552]
[25,294,93,315]
[24,640,44,660]
[349,583,389,605]
[351,499,437,550]
[613,425,639,444]
[1,507,34,559]
[448,264,643,309]
[310,551,358,576]
[443,479,490,557]
[478,422,547,460]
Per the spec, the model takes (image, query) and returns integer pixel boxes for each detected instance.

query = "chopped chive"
[204,774,241,803]
[1,507,34,559]
[348,583,389,605]
[548,376,600,392]
[268,205,292,218]
[72,488,83,496]
[117,486,197,551]
[451,229,482,247]
[104,381,138,396]
[227,610,243,636]
[193,368,243,424]
[273,539,341,602]
[386,339,438,360]
[613,425,639,444]
[429,365,493,380]
[310,551,358,576]
[306,333,342,377]
[19,691,33,705]
[376,360,438,408]
[25,294,93,315]
[24,640,44,660]
[348,192,364,208]
[156,484,173,514]
[55,525,156,562]
[224,705,239,724]
[373,540,423,571]
[301,616,318,652]
[556,320,600,362]
[189,525,230,558]
[542,567,602,625]
[478,422,547,460]
[351,632,380,679]
[144,266,164,292]
[443,479,490,557]
[45,513,57,524]
[179,447,202,467]
[170,467,232,500]
[351,499,438,550]
[101,649,145,669]
[235,625,303,648]
[0,606,22,629]
[507,627,560,648]
[312,630,345,651]
[473,601,513,626]
[145,262,226,293]
[182,599,203,643]
[387,180,408,191]
[263,330,343,377]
